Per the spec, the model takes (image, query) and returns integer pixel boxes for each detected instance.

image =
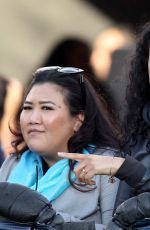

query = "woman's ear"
[74,113,85,132]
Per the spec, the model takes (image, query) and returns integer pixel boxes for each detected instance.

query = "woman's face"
[20,83,82,164]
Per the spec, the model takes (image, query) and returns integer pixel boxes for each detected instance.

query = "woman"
[0,66,123,229]
[114,22,150,229]
[115,21,150,230]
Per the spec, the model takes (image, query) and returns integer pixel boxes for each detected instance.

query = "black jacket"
[111,135,150,229]
[115,136,150,208]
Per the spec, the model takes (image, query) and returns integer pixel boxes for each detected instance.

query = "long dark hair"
[125,22,150,142]
[11,67,123,190]
[0,75,9,120]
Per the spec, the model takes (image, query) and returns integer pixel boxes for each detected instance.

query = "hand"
[58,152,124,185]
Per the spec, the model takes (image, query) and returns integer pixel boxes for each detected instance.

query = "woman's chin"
[28,145,44,154]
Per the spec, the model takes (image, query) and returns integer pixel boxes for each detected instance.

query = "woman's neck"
[42,155,60,167]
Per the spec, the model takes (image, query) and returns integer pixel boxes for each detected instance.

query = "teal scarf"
[7,148,93,202]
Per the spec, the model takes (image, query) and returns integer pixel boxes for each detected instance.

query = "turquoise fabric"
[7,147,94,201]
[7,150,75,202]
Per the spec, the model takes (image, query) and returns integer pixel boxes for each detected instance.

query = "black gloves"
[112,192,150,229]
[0,182,63,228]
[0,182,96,230]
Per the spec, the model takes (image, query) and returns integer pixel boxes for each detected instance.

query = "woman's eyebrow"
[39,101,61,108]
[24,101,32,104]
[24,100,61,108]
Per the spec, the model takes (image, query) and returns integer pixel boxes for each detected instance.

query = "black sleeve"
[115,155,146,187]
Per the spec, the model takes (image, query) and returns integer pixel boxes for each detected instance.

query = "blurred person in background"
[90,26,134,124]
[40,37,93,76]
[0,75,24,165]
[36,37,111,112]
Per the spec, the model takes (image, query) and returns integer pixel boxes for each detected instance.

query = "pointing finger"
[58,152,87,161]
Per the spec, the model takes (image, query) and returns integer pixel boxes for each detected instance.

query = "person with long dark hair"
[113,21,150,230]
[0,66,124,229]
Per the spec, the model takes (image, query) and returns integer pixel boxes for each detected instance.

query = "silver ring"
[82,169,86,174]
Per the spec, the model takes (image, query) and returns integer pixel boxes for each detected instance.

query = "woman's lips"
[28,129,44,134]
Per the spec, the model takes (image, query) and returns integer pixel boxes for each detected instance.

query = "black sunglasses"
[35,66,86,110]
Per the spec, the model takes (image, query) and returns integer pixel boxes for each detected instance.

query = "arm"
[58,152,148,188]
[58,152,150,195]
[58,152,124,185]
[115,155,150,193]
[58,152,150,192]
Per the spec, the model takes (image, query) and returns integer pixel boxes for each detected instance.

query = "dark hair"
[11,67,123,190]
[0,76,9,120]
[125,22,150,141]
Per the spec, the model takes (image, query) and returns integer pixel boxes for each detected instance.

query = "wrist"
[112,157,125,175]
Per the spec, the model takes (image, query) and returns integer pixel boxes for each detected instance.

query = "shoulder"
[0,154,19,182]
[1,153,18,166]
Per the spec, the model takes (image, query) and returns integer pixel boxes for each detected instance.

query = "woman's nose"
[29,110,41,124]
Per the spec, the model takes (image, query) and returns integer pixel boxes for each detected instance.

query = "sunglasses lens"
[35,66,84,74]
[35,66,60,73]
[58,67,84,74]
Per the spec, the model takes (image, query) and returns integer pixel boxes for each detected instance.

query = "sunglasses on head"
[35,66,84,82]
[35,66,86,110]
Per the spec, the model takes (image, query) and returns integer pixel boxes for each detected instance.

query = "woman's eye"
[42,106,53,110]
[22,106,32,110]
